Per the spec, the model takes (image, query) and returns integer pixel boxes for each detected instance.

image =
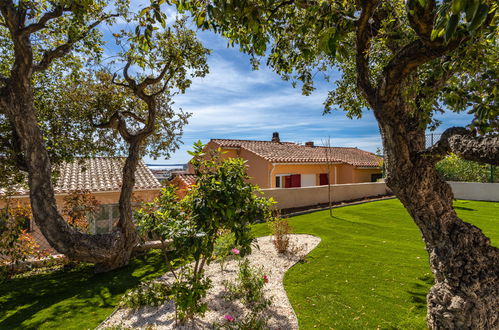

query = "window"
[319,173,329,185]
[371,173,383,182]
[275,174,302,188]
[90,204,119,234]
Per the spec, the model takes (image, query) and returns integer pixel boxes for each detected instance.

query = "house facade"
[0,157,162,250]
[185,133,382,190]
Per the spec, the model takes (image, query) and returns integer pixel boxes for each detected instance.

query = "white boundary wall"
[261,182,391,209]
[448,182,499,202]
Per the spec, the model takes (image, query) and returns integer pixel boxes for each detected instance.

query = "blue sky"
[101,3,474,165]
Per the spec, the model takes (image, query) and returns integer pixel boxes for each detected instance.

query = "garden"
[1,0,498,328]
[1,198,496,329]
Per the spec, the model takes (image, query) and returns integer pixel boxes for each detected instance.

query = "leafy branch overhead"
[162,0,497,135]
[0,0,210,271]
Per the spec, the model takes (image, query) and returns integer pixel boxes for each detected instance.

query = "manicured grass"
[0,250,168,329]
[252,199,498,329]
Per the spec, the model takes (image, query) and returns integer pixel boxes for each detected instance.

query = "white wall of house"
[447,182,499,202]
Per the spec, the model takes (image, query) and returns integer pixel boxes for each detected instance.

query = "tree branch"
[90,110,134,142]
[378,37,467,104]
[34,14,117,72]
[416,64,457,103]
[407,0,436,43]
[424,127,499,165]
[121,111,146,124]
[355,0,379,109]
[137,63,170,89]
[20,6,68,36]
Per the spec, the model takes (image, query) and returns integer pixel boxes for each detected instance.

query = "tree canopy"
[164,0,498,328]
[0,0,210,270]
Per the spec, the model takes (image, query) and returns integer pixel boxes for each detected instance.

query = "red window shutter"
[320,173,329,185]
[291,174,301,187]
[284,175,292,188]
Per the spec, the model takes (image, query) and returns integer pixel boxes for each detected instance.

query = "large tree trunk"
[3,67,138,271]
[378,104,499,329]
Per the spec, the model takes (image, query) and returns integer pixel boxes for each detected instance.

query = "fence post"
[430,133,434,146]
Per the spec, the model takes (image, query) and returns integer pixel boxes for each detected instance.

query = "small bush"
[214,230,236,272]
[221,258,271,329]
[0,202,48,277]
[170,264,211,323]
[120,281,171,309]
[224,259,271,311]
[269,217,291,253]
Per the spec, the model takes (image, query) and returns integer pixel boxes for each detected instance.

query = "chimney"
[272,132,280,142]
[305,141,314,147]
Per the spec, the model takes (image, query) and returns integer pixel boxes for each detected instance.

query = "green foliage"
[213,230,236,272]
[165,0,498,133]
[187,141,274,258]
[120,280,171,309]
[269,216,292,254]
[0,2,210,188]
[169,263,211,323]
[134,142,273,323]
[436,154,497,182]
[224,259,271,312]
[220,258,271,330]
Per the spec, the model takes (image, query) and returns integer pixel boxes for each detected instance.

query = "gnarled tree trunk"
[377,101,499,329]
[3,68,139,271]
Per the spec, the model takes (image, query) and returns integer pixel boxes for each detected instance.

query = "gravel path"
[100,234,321,329]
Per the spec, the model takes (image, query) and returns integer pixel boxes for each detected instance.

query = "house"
[0,157,162,250]
[170,172,197,198]
[185,133,382,189]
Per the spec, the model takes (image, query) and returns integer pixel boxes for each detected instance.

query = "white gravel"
[100,234,321,329]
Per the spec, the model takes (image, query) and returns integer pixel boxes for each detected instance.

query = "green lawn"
[252,199,498,329]
[0,199,496,329]
[0,251,168,329]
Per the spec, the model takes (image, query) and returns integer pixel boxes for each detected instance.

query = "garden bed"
[100,234,321,329]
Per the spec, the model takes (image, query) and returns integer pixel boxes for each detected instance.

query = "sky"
[101,2,474,166]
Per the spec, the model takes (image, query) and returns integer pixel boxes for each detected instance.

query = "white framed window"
[275,174,290,188]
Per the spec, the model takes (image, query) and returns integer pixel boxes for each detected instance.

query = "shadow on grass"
[407,274,435,313]
[453,206,476,211]
[0,250,168,329]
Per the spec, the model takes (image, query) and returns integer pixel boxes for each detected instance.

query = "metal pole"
[431,133,434,146]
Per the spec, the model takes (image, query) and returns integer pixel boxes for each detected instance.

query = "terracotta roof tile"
[1,157,162,196]
[211,139,381,167]
[172,172,197,186]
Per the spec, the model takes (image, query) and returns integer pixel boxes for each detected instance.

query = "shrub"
[169,262,211,323]
[221,257,272,330]
[269,217,292,253]
[134,142,274,324]
[213,230,236,272]
[61,190,100,232]
[436,154,497,183]
[120,281,171,309]
[0,202,48,277]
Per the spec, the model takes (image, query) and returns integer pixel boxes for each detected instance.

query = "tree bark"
[377,101,499,329]
[0,31,144,271]
[2,70,139,270]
